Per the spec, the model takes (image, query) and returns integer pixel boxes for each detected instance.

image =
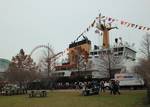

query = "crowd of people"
[82,80,120,95]
[105,80,121,95]
[54,80,121,95]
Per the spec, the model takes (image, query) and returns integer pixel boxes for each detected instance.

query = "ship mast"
[96,13,118,48]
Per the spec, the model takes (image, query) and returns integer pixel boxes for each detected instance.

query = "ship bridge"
[88,43,136,78]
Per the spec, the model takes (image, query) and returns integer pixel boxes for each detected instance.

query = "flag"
[108,17,112,21]
[112,19,115,22]
[124,22,128,25]
[135,25,138,28]
[139,26,142,29]
[143,27,146,30]
[131,24,135,27]
[147,28,150,31]
[95,29,100,34]
[86,28,89,32]
[127,23,130,27]
[91,20,96,27]
[121,21,124,25]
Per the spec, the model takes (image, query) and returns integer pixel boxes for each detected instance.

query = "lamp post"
[47,43,50,78]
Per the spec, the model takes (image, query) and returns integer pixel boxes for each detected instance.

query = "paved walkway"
[49,89,81,92]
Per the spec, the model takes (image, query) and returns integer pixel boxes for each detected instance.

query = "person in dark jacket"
[100,81,105,92]
[109,80,113,95]
[112,80,121,95]
[115,80,121,95]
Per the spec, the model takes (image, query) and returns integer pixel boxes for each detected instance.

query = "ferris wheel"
[30,45,63,76]
[30,45,54,56]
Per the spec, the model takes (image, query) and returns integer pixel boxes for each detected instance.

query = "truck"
[114,73,144,89]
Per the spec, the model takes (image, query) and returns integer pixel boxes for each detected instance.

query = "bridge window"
[124,76,133,78]
[114,47,124,52]
[94,51,97,55]
[90,52,94,55]
[118,52,123,55]
[94,56,99,58]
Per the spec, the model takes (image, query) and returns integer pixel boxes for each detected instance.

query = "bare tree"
[134,59,150,103]
[37,46,55,78]
[6,49,40,87]
[96,49,123,79]
[134,33,150,103]
[140,33,150,59]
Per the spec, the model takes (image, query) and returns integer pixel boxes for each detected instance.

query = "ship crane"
[96,14,118,48]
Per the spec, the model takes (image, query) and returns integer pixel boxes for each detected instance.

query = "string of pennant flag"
[60,15,150,56]
[108,16,150,31]
[78,14,150,37]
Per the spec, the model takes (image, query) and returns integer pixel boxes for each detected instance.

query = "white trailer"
[114,73,144,89]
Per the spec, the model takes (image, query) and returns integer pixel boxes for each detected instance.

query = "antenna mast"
[96,13,118,48]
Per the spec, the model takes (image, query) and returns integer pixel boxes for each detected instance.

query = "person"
[112,80,117,95]
[115,80,121,95]
[87,81,92,89]
[111,80,120,95]
[109,80,113,95]
[100,81,105,92]
[75,82,79,90]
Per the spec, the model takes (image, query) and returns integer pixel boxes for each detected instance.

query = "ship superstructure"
[52,35,136,80]
[52,14,137,80]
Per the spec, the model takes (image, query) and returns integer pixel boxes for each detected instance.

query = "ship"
[52,14,137,81]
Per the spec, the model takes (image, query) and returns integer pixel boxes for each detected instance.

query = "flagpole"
[99,13,101,26]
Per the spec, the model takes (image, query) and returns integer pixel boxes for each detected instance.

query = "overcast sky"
[0,0,149,60]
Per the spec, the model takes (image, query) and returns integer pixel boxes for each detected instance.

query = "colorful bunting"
[77,14,149,40]
[100,15,149,32]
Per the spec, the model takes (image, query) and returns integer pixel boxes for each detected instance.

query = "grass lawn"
[0,90,148,107]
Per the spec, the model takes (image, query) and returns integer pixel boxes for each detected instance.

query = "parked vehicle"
[114,73,144,89]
